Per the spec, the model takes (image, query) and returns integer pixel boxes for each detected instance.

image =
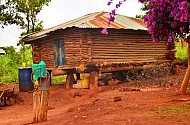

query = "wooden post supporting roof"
[89,71,98,89]
[66,74,75,89]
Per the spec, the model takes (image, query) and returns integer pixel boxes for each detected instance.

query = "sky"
[0,0,144,49]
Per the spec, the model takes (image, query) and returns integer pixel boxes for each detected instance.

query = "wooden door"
[53,39,66,66]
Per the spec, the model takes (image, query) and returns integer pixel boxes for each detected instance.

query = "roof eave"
[23,34,48,44]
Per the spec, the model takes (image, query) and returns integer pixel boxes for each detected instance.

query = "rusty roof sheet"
[23,11,147,42]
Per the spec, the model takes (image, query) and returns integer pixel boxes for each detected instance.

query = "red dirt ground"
[1,65,190,125]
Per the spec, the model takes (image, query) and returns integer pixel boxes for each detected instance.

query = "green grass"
[52,75,67,84]
[175,42,188,62]
[157,104,190,116]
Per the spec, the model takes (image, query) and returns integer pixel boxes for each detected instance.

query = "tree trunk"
[26,13,30,34]
[33,90,49,123]
[30,13,35,33]
[180,42,190,94]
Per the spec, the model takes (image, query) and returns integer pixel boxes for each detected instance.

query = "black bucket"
[18,67,34,92]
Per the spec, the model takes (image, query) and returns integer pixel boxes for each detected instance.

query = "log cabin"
[22,11,174,87]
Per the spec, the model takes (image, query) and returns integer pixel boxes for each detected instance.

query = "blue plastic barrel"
[18,67,34,92]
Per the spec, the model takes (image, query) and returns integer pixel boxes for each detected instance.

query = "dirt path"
[1,81,190,125]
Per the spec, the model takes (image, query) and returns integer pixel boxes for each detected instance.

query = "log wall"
[31,27,173,71]
[89,28,171,64]
[32,38,54,68]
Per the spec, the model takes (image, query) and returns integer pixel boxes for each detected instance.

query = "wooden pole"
[76,73,81,80]
[66,74,74,89]
[33,90,49,123]
[47,70,52,86]
[180,42,190,94]
[89,71,98,89]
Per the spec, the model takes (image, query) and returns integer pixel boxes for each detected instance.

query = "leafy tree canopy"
[0,0,51,33]
[0,0,23,27]
[105,0,190,43]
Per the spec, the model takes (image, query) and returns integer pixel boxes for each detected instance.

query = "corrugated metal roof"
[23,11,147,42]
[0,48,6,54]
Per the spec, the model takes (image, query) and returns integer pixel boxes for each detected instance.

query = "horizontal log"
[92,42,159,46]
[91,58,162,62]
[92,50,169,54]
[91,44,167,48]
[92,49,168,52]
[99,65,150,73]
[51,68,75,76]
[91,44,166,47]
[92,55,166,59]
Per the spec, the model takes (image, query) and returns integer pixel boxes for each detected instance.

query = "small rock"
[108,79,119,86]
[98,81,105,86]
[119,87,140,92]
[114,96,121,102]
[48,105,55,110]
[69,91,80,98]
[81,116,87,118]
[131,88,141,92]
[67,108,74,112]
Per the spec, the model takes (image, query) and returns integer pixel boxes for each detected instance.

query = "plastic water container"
[18,67,34,92]
[81,74,89,89]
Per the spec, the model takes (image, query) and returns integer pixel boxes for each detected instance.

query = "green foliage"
[0,0,51,31]
[13,0,51,33]
[175,42,188,62]
[0,0,23,27]
[0,46,32,84]
[0,46,65,84]
[141,0,149,12]
[135,14,144,19]
[0,0,51,84]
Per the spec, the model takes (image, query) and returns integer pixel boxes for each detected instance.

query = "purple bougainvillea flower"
[144,15,148,22]
[101,28,108,35]
[108,20,111,25]
[152,21,156,27]
[111,9,116,15]
[105,0,189,41]
[180,27,184,31]
[180,15,188,22]
[108,15,115,23]
[138,0,146,3]
[167,36,173,43]
[110,15,115,22]
[171,22,177,28]
[152,38,158,43]
[107,0,112,6]
[116,1,122,8]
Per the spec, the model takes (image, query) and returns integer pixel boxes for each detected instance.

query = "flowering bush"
[104,0,190,44]
[144,0,189,43]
